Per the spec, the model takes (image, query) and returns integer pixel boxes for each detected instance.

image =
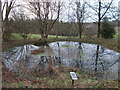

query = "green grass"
[11,33,23,40]
[28,34,41,39]
[11,33,84,40]
[114,33,120,38]
[11,33,70,40]
[11,33,118,40]
[11,33,41,40]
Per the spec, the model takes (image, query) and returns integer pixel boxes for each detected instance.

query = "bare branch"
[86,2,98,13]
[100,0,113,19]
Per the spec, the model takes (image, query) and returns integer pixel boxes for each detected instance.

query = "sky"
[1,0,120,22]
[58,0,120,22]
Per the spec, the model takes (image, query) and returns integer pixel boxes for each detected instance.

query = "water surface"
[2,41,120,80]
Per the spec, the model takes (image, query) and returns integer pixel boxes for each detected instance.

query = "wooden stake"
[72,80,74,86]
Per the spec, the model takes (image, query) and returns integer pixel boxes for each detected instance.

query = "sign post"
[70,72,78,86]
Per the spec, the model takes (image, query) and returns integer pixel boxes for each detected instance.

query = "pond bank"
[2,39,36,51]
[2,38,120,52]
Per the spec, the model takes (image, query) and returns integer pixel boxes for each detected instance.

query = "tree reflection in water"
[2,42,120,80]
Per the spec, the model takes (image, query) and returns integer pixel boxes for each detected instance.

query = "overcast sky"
[58,0,120,22]
[2,0,120,22]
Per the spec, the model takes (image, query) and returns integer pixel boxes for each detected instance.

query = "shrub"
[101,17,116,39]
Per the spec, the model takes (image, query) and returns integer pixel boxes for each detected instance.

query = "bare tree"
[11,7,30,39]
[0,0,18,40]
[74,1,86,38]
[26,0,63,39]
[1,0,16,31]
[56,1,61,38]
[11,7,29,20]
[69,0,86,38]
[109,6,119,21]
[86,0,113,38]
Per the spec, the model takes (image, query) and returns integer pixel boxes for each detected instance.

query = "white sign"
[70,72,78,80]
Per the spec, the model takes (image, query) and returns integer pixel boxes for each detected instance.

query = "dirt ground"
[2,67,21,84]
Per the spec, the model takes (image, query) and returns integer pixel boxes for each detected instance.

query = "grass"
[2,66,119,88]
[11,33,69,40]
[11,33,119,39]
[11,33,23,40]
[28,34,41,39]
[11,33,84,40]
[114,33,120,38]
[11,33,41,40]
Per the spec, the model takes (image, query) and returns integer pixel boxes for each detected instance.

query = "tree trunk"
[97,1,101,38]
[22,33,28,40]
[41,29,46,40]
[79,30,82,38]
[41,34,45,40]
[0,8,3,82]
[97,22,101,38]
[56,15,60,38]
[0,10,2,52]
[45,34,48,39]
[2,18,11,41]
[78,23,82,38]
[118,4,120,50]
[95,45,99,72]
[41,34,48,40]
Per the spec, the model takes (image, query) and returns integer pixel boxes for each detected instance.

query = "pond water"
[2,41,120,80]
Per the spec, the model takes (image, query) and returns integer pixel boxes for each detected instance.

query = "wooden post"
[72,80,74,86]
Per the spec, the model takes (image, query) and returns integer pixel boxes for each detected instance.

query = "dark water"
[2,41,120,80]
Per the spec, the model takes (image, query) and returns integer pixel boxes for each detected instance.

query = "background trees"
[0,0,118,41]
[101,17,116,39]
[0,0,17,40]
[86,0,114,38]
[26,0,63,39]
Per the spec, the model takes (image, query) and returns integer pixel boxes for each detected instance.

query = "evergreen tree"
[101,17,116,39]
